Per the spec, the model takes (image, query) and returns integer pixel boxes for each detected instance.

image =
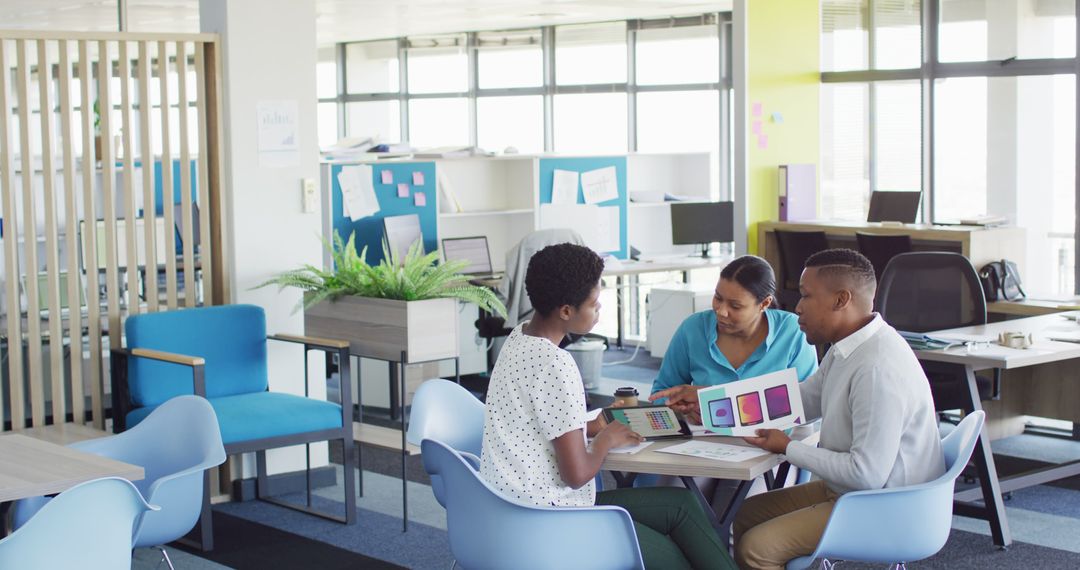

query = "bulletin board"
[537,156,628,259]
[329,161,438,266]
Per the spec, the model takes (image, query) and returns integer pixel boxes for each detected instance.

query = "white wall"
[200,0,328,475]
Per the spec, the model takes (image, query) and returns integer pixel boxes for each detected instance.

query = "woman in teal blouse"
[649,255,817,422]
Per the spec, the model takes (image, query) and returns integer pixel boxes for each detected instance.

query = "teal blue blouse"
[651,309,818,396]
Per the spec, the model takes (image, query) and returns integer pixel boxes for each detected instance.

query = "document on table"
[607,441,654,455]
[657,440,771,463]
[551,169,580,205]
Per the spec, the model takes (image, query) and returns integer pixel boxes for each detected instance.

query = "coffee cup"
[613,387,639,407]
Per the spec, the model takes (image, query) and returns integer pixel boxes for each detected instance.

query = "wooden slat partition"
[0,31,227,431]
[0,40,20,429]
[57,40,84,424]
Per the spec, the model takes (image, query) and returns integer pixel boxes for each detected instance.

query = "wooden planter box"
[304,296,460,364]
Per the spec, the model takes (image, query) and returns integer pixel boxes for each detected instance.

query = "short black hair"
[804,248,876,295]
[525,243,604,316]
[720,255,776,304]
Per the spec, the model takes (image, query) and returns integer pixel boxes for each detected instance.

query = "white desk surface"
[603,255,730,277]
[602,435,783,481]
[913,311,1080,370]
[0,433,144,502]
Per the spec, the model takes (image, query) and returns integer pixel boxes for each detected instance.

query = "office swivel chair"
[855,232,912,281]
[773,230,829,310]
[876,252,996,407]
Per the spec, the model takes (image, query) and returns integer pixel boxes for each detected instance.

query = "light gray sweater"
[785,315,946,494]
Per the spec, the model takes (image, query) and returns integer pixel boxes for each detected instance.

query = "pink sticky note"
[397,183,409,198]
[757,134,768,149]
[412,172,424,185]
[381,170,393,184]
[752,102,763,117]
[751,120,762,135]
[414,192,427,207]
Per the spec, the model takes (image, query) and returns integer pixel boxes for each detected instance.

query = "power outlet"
[301,178,318,213]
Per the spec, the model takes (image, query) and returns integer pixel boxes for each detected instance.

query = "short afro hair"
[804,248,876,295]
[525,243,604,316]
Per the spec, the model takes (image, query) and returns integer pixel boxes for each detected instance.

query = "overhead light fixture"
[523,12,568,18]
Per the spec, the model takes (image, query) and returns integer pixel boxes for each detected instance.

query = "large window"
[821,0,1078,296]
[319,14,730,199]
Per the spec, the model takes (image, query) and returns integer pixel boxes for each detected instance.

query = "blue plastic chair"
[422,438,645,570]
[0,477,157,569]
[13,395,226,568]
[785,411,986,570]
[406,379,485,506]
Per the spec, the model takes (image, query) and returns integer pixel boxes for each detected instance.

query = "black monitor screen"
[670,201,734,245]
[867,191,921,223]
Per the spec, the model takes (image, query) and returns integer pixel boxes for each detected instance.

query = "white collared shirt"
[785,314,946,494]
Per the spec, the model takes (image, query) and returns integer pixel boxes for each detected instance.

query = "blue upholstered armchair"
[110,304,357,548]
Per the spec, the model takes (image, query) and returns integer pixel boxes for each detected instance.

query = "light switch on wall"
[301,178,318,213]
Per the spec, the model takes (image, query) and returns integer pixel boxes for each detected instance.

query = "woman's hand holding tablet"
[602,405,692,441]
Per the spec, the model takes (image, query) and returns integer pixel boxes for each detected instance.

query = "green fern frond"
[258,229,508,318]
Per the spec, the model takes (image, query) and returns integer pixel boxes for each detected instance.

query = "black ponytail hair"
[719,255,776,306]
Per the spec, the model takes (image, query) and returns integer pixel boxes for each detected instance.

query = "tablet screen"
[605,406,687,439]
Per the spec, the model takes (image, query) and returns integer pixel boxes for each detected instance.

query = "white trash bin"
[565,339,606,391]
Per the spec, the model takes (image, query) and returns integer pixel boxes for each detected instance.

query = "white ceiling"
[1,0,732,44]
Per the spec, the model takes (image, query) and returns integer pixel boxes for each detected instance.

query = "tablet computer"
[602,406,691,441]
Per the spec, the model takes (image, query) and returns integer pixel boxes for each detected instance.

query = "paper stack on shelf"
[413,146,494,159]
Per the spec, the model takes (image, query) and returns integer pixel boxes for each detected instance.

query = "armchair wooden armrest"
[110,347,207,433]
[268,333,350,351]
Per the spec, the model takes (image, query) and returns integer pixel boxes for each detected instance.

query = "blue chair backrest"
[126,304,269,407]
[422,439,644,570]
[0,477,156,569]
[406,379,484,456]
[407,379,485,506]
[790,411,985,568]
[12,396,226,548]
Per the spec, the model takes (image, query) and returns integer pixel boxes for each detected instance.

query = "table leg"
[616,275,624,349]
[400,352,408,533]
[681,476,753,547]
[926,361,1012,548]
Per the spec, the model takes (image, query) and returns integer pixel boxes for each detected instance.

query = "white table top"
[603,255,730,278]
[0,433,144,502]
[913,311,1080,370]
[601,435,783,480]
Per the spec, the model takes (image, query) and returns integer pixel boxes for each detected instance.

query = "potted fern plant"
[262,231,506,364]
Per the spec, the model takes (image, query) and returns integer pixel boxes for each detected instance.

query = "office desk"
[913,312,1080,547]
[757,221,1025,277]
[603,434,786,544]
[603,256,730,348]
[0,433,143,502]
[988,298,1078,318]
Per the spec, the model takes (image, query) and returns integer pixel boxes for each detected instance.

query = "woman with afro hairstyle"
[479,242,735,570]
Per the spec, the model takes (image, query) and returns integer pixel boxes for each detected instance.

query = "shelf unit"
[321,151,713,272]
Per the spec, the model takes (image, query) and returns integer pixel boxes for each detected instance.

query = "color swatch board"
[329,161,438,266]
[695,368,804,436]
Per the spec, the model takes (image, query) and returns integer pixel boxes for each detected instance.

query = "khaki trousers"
[733,480,839,570]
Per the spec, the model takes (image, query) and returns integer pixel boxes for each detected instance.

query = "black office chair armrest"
[110,347,207,433]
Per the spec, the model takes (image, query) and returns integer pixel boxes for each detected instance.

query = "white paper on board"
[581,166,619,204]
[551,169,580,205]
[256,100,299,168]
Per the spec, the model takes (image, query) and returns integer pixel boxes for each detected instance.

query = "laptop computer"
[441,236,503,282]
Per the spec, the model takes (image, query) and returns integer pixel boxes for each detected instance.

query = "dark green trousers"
[596,487,735,570]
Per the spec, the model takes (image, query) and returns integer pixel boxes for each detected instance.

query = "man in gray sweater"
[733,248,945,569]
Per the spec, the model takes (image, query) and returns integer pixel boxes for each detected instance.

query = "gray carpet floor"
[152,348,1080,569]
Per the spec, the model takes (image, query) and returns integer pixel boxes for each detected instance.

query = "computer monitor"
[670,201,735,258]
[383,213,423,264]
[441,236,493,275]
[867,191,921,224]
[79,217,170,271]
